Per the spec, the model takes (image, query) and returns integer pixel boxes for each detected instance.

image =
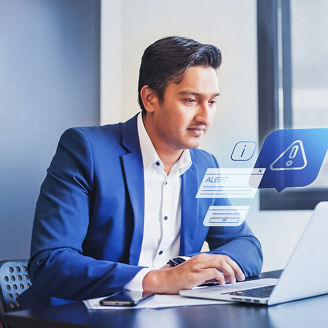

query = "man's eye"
[184,98,196,103]
[209,100,217,105]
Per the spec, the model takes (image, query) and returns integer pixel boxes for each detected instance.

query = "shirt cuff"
[124,268,152,292]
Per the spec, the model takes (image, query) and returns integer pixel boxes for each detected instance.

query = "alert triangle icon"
[270,140,307,171]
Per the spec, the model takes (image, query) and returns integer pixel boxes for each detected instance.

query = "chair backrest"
[0,260,31,314]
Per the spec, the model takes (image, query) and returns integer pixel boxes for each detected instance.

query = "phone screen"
[100,291,154,306]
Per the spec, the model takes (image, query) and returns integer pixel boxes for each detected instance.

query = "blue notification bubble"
[254,129,328,191]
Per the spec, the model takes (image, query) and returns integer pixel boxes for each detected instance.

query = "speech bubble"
[254,128,328,191]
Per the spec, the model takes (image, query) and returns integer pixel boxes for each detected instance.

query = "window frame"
[257,0,328,210]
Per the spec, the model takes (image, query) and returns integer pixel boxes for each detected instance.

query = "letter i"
[241,145,246,158]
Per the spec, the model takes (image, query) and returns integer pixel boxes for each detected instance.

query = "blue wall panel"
[0,0,100,259]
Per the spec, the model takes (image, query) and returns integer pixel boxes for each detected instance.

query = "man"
[20,36,262,307]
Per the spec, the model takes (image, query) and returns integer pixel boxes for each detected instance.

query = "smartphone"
[100,291,154,307]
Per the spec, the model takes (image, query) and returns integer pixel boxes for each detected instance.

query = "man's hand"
[142,253,245,294]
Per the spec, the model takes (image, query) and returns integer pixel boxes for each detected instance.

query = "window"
[257,0,328,210]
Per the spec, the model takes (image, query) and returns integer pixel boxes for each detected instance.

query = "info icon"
[231,141,256,161]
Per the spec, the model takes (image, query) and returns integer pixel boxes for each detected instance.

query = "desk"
[3,270,328,328]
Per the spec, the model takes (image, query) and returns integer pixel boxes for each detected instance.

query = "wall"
[0,0,100,259]
[101,0,311,272]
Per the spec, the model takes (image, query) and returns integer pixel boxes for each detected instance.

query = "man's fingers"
[224,256,245,281]
[205,268,225,285]
[190,254,245,283]
[216,260,236,284]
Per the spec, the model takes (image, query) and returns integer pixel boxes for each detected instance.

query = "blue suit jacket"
[20,114,262,307]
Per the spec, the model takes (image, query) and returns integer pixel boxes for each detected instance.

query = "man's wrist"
[125,268,152,291]
[142,269,160,293]
[142,269,171,294]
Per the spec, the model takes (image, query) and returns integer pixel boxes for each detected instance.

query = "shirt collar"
[137,113,191,175]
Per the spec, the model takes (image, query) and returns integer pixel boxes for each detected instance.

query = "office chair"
[0,260,31,326]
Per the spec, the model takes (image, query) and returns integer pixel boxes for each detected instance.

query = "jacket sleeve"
[28,128,143,302]
[206,221,263,278]
[205,155,263,278]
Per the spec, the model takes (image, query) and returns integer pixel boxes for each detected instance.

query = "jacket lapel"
[121,114,145,265]
[180,162,200,255]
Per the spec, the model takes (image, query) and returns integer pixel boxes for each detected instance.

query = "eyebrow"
[178,91,220,97]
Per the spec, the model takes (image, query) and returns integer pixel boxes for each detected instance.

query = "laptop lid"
[268,201,328,305]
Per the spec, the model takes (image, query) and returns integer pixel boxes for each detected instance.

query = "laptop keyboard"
[222,285,275,298]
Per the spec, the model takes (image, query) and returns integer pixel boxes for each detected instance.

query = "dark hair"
[138,36,222,113]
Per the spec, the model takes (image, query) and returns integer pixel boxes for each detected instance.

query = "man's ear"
[140,85,158,113]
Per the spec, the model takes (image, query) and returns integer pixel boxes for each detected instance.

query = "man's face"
[147,65,219,151]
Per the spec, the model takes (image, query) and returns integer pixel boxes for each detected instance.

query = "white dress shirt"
[125,113,191,291]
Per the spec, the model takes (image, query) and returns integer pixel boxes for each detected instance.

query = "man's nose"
[195,103,211,125]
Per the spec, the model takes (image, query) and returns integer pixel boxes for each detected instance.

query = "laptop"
[180,201,328,306]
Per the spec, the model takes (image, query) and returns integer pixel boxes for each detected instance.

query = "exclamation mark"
[286,145,299,167]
